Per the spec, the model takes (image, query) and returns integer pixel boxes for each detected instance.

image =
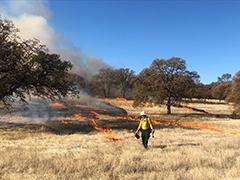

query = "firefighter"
[135,111,154,149]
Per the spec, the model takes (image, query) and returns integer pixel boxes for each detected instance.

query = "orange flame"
[104,135,123,141]
[89,118,123,141]
[48,102,65,108]
[72,113,84,121]
[91,111,100,119]
[114,115,139,122]
[75,104,90,108]
[115,115,239,136]
[115,97,127,101]
[55,100,240,141]
[90,119,112,133]
[150,119,224,133]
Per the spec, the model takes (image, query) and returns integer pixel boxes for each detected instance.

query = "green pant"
[141,129,151,149]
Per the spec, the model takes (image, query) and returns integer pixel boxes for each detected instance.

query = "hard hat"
[140,111,146,116]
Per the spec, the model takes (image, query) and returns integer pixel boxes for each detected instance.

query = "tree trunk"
[107,85,111,98]
[167,96,171,114]
[121,88,126,98]
[103,87,107,98]
[103,90,107,98]
[120,83,126,98]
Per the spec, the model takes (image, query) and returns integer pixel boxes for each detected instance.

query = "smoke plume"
[0,0,108,80]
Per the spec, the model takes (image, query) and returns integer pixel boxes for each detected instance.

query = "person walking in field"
[135,111,154,149]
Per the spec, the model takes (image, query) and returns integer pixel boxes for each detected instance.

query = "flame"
[150,119,224,133]
[72,113,84,121]
[104,135,123,141]
[90,119,112,133]
[114,115,240,136]
[149,118,240,135]
[89,119,123,141]
[115,97,127,101]
[91,111,100,119]
[52,100,240,142]
[48,102,65,108]
[114,115,139,122]
[75,104,90,108]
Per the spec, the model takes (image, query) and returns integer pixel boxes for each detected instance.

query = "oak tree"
[133,57,199,114]
[0,18,78,105]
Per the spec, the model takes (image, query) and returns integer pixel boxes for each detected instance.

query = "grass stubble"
[0,100,240,180]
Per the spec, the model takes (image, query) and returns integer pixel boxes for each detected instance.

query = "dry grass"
[105,99,233,116]
[0,99,240,180]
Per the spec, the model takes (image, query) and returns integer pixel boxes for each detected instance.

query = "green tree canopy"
[0,17,78,105]
[227,71,240,115]
[90,68,117,98]
[114,68,135,98]
[133,57,199,114]
[217,73,232,83]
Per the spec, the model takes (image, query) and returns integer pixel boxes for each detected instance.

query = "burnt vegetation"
[1,16,240,115]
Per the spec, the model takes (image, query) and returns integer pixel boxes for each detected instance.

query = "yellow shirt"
[138,117,153,130]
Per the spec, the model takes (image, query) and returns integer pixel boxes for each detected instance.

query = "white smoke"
[0,0,108,80]
[0,0,118,124]
[56,46,108,81]
[12,14,57,49]
[0,0,51,19]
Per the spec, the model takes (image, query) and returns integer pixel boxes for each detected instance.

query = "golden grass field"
[0,99,240,180]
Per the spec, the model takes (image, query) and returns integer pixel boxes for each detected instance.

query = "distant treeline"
[1,16,240,115]
[83,60,239,115]
[86,62,232,102]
